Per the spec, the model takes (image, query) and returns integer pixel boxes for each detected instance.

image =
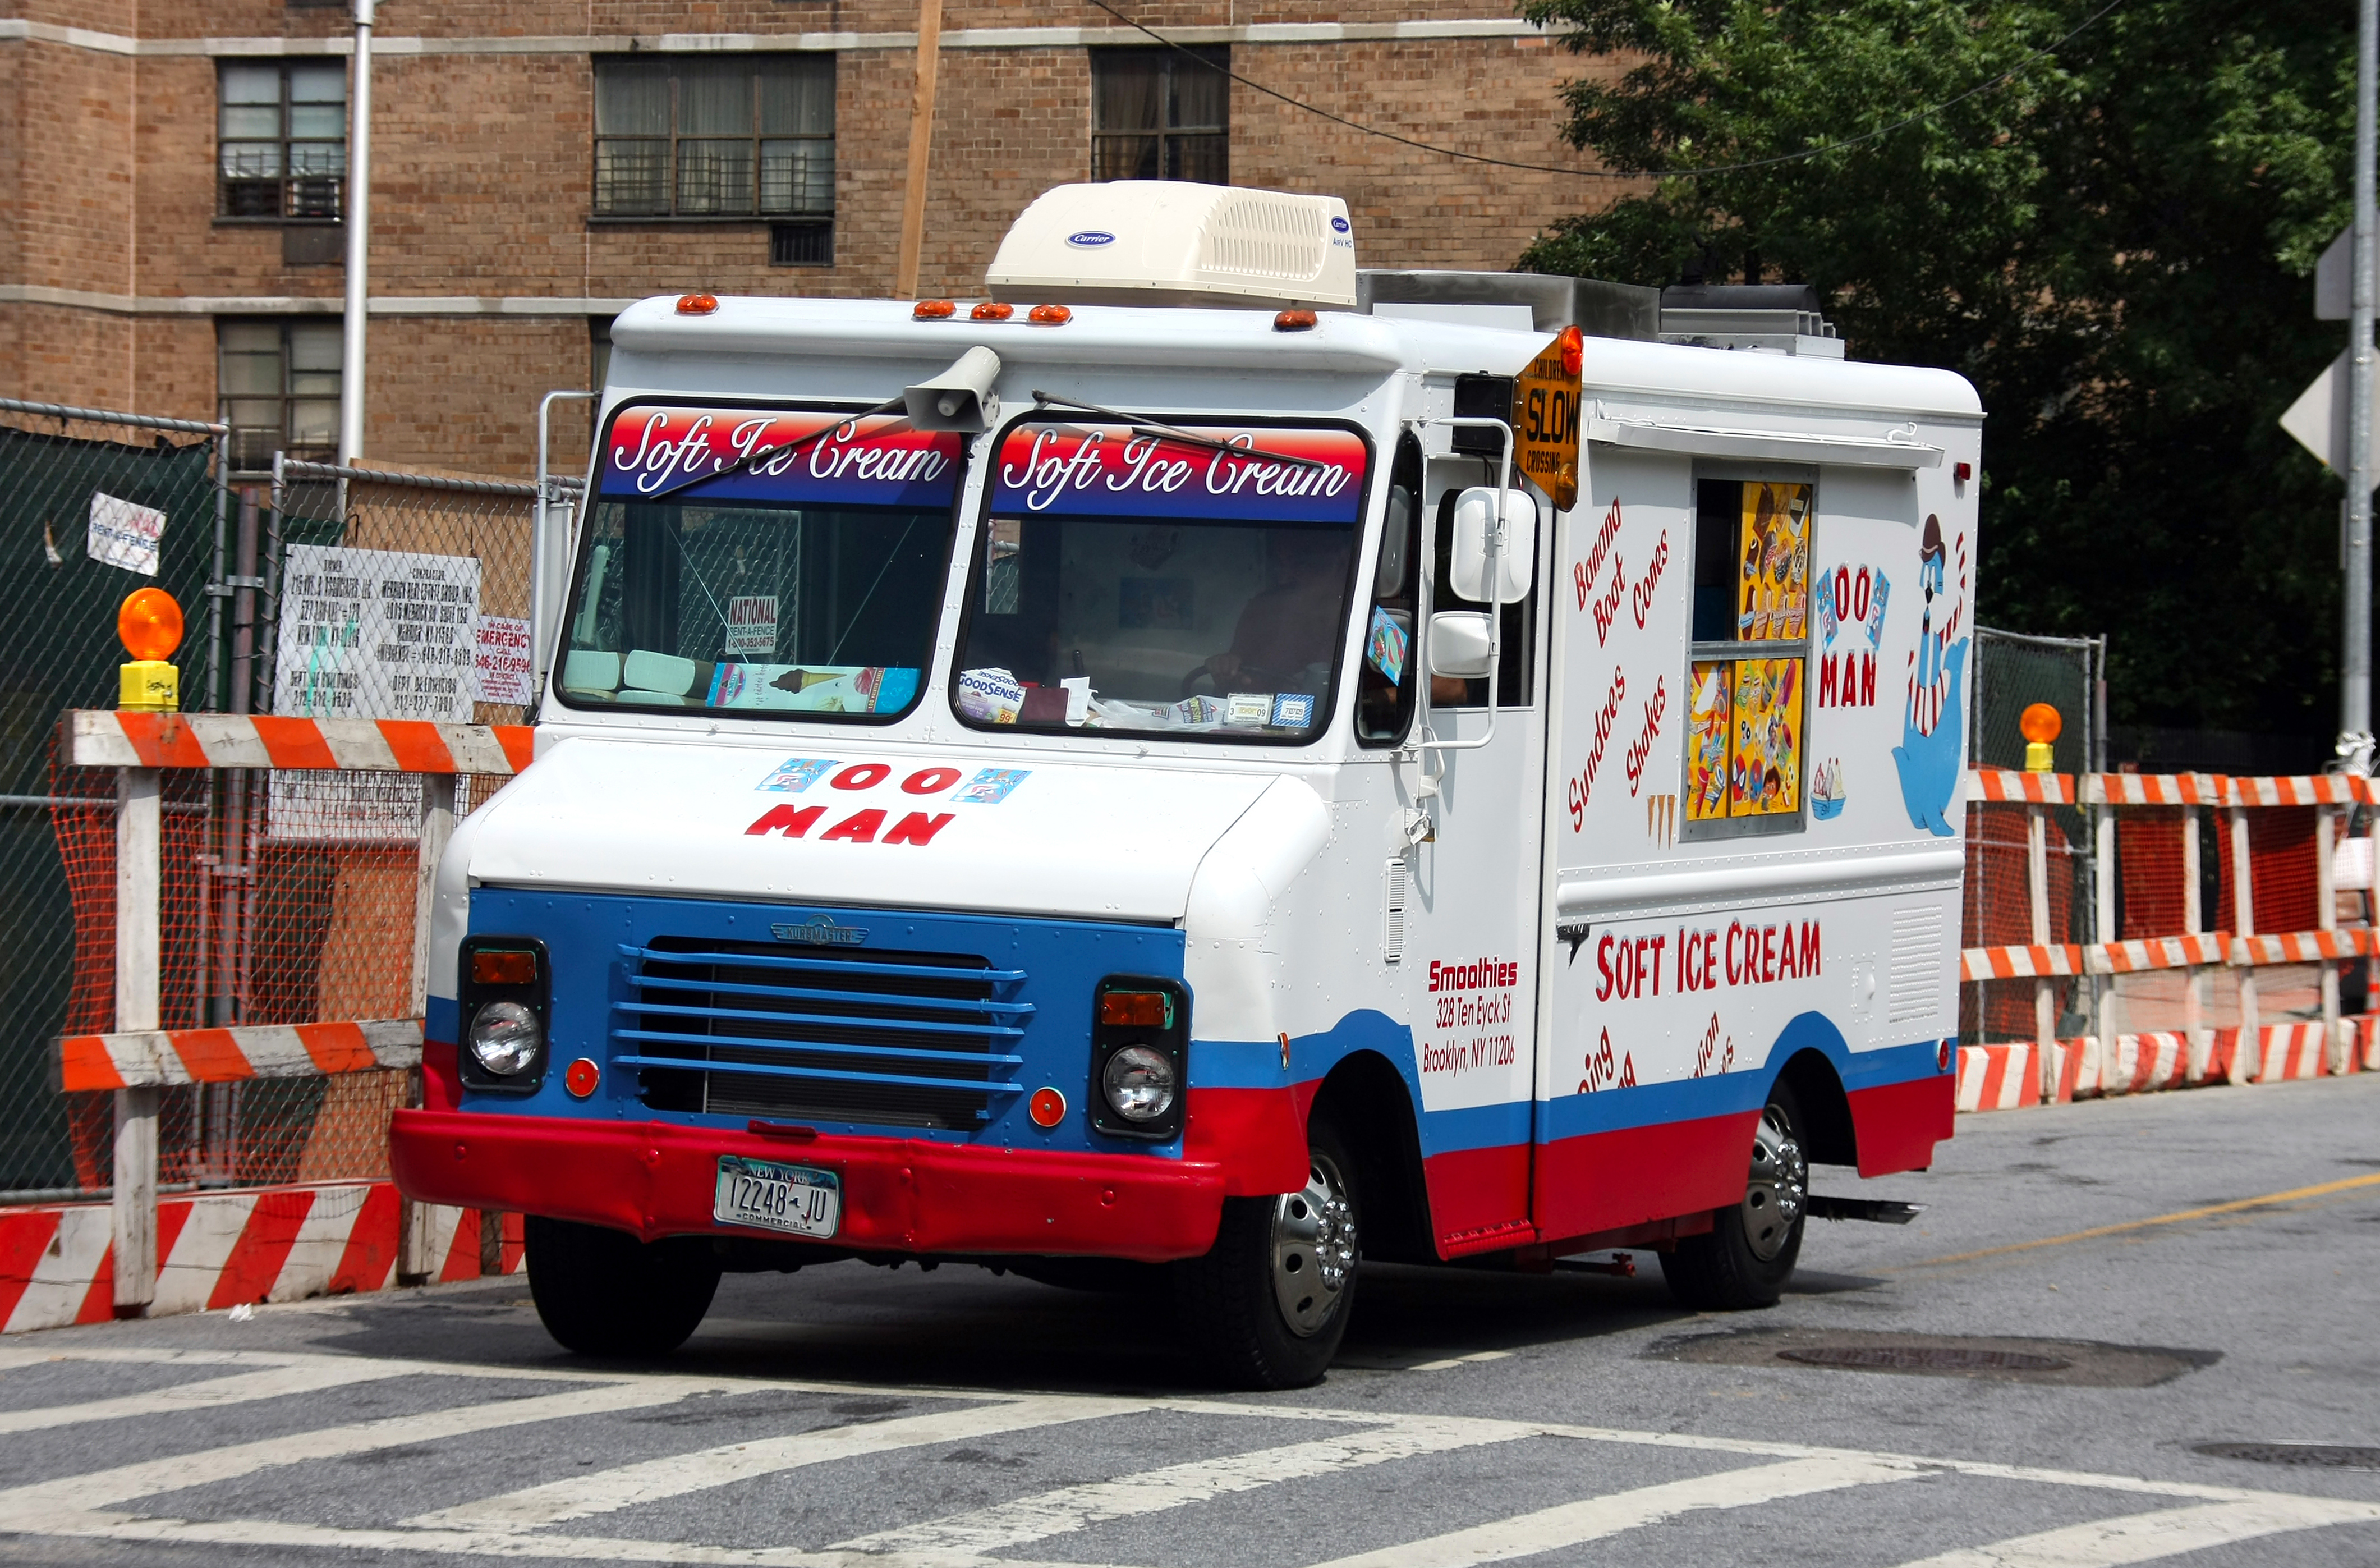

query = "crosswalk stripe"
[0,1377,756,1532]
[1894,1496,2380,1566]
[0,1357,425,1436]
[835,1413,1526,1556]
[1306,1454,1926,1568]
[406,1393,1141,1532]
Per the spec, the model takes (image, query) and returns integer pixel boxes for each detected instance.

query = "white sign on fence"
[472,615,533,705]
[87,492,164,576]
[272,544,483,721]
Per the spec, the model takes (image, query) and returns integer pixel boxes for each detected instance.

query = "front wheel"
[1177,1116,1360,1388]
[525,1216,722,1358]
[1659,1081,1808,1310]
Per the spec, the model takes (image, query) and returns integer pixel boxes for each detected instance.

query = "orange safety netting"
[2216,805,2321,936]
[1962,800,2082,1042]
[2116,808,2195,939]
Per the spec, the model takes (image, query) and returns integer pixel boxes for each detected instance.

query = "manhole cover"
[2194,1442,2380,1471]
[1780,1345,2071,1373]
[1648,1328,2217,1387]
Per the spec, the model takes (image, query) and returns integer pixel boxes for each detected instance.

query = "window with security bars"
[1091,48,1228,184]
[594,55,836,226]
[219,320,342,471]
[219,61,347,220]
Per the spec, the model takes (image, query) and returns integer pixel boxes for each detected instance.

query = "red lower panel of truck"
[390,1109,1228,1261]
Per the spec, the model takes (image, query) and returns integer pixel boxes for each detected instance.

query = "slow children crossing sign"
[1517,325,1584,512]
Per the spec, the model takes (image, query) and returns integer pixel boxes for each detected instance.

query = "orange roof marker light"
[2020,703,2061,772]
[1027,304,1073,326]
[676,294,719,315]
[913,299,957,320]
[1557,324,1585,377]
[1274,309,1317,332]
[117,587,183,713]
[971,301,1015,322]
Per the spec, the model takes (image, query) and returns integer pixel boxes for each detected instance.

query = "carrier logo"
[1066,231,1117,248]
[771,916,869,947]
[1331,217,1350,233]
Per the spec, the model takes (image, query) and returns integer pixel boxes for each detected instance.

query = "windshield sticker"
[953,768,1030,805]
[757,758,836,793]
[1224,692,1274,727]
[1365,606,1408,685]
[602,406,964,508]
[716,666,918,713]
[990,423,1367,524]
[1271,693,1317,727]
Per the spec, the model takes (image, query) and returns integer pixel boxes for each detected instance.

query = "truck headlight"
[468,1000,541,1075]
[1101,1045,1176,1122]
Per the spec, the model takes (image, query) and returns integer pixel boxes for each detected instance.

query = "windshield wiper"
[1027,392,1330,471]
[641,396,908,506]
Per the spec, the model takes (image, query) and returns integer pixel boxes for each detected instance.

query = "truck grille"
[613,938,1032,1130]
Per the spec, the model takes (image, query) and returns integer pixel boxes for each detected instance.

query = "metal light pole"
[338,0,375,465]
[2346,0,2377,766]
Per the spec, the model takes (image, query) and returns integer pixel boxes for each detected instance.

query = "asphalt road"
[3,1074,2379,1566]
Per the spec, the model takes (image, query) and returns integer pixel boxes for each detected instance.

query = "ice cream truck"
[390,181,1974,1388]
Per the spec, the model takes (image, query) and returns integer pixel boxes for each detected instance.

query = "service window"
[1683,473,1813,839]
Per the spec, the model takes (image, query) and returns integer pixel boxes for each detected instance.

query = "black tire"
[1660,1080,1809,1311]
[1175,1115,1361,1390]
[525,1216,722,1358]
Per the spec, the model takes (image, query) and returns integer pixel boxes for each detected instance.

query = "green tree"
[1517,0,2356,749]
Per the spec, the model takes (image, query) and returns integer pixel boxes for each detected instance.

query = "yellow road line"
[1895,1171,2380,1269]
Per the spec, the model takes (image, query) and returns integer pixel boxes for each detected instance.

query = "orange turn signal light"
[1027,304,1073,325]
[117,588,183,662]
[2019,703,2062,745]
[1099,990,1170,1029]
[971,301,1014,321]
[1557,324,1584,378]
[676,293,719,315]
[470,949,538,986]
[1274,309,1317,332]
[913,299,957,320]
[1028,1086,1067,1127]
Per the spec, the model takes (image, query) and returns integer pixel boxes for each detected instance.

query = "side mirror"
[1428,611,1494,678]
[1449,485,1537,603]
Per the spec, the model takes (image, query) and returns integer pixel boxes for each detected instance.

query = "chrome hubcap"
[1271,1151,1357,1337]
[1741,1102,1807,1262]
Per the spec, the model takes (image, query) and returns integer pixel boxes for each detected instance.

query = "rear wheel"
[1660,1082,1808,1310]
[525,1216,722,1358]
[1177,1116,1360,1388]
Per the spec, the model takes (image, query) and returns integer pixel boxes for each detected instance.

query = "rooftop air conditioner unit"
[985,182,1358,310]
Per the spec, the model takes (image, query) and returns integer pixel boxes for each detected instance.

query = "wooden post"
[2181,804,2204,1075]
[2028,802,2055,1097]
[893,0,944,300]
[2094,796,2118,1049]
[112,768,161,1314]
[399,773,458,1284]
[2320,805,2344,1071]
[2230,803,2257,1083]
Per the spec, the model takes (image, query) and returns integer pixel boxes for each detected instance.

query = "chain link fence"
[1,402,558,1203]
[0,400,226,1198]
[1962,627,2103,1044]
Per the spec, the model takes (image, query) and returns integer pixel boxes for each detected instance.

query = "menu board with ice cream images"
[1739,482,1810,641]
[1730,657,1802,815]
[1685,661,1733,823]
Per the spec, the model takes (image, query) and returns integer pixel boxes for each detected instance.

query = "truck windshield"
[954,420,1371,739]
[556,405,964,718]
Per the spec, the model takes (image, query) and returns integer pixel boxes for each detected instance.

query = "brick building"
[0,2,1618,477]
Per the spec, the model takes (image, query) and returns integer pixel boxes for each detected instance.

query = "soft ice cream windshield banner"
[990,423,1368,524]
[600,405,966,510]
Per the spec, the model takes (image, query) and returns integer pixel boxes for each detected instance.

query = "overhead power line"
[1076,0,2130,181]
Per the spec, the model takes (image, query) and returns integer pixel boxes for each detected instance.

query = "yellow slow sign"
[1517,325,1584,512]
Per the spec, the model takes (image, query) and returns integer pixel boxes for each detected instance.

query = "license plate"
[713,1156,840,1239]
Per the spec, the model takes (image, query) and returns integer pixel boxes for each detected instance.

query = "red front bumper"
[390,1108,1229,1262]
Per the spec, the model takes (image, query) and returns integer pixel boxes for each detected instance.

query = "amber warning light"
[470,949,539,986]
[1099,991,1171,1029]
[116,588,183,712]
[2020,703,2061,772]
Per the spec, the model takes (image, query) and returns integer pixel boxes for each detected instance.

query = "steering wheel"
[1180,659,1224,698]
